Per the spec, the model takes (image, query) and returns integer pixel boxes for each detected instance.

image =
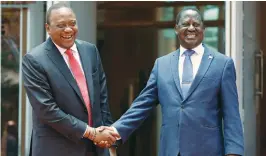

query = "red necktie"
[65,49,93,126]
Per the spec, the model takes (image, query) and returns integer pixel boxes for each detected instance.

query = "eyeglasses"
[50,21,77,30]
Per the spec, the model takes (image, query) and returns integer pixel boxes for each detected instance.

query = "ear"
[201,22,205,30]
[45,23,51,35]
[174,24,179,35]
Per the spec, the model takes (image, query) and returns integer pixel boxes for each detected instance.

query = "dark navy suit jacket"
[22,38,113,156]
[113,46,244,156]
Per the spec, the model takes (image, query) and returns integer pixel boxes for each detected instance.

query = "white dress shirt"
[179,43,204,84]
[53,42,85,75]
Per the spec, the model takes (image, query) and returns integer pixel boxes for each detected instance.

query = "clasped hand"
[91,126,120,148]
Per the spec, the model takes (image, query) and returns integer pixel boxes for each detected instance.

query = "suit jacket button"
[181,105,184,109]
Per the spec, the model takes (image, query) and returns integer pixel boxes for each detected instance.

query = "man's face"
[175,10,204,49]
[45,7,78,49]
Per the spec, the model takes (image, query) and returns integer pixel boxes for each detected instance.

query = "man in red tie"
[22,2,118,156]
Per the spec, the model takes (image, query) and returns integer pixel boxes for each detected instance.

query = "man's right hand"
[84,126,120,148]
[94,126,120,148]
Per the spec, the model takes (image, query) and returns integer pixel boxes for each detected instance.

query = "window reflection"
[157,29,176,56]
[1,8,20,156]
[204,27,219,51]
[182,6,197,9]
[204,27,225,53]
[204,5,219,21]
[156,7,174,22]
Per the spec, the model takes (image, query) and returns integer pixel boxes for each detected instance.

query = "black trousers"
[87,152,97,156]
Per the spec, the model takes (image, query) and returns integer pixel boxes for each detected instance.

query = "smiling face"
[45,7,78,49]
[175,9,204,49]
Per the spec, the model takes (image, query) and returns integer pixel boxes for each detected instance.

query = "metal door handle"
[260,49,263,98]
[255,49,263,98]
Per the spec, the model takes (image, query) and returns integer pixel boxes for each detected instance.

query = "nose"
[64,26,73,32]
[188,24,195,31]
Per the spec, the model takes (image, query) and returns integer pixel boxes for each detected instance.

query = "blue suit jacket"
[113,46,244,156]
[22,38,113,156]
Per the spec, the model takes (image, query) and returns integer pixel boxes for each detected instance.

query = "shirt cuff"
[82,125,90,138]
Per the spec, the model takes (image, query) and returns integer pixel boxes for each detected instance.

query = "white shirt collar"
[52,41,78,55]
[179,43,204,57]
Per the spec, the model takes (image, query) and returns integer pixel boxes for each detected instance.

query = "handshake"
[84,126,120,148]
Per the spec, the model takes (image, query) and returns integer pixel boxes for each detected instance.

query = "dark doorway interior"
[258,2,266,156]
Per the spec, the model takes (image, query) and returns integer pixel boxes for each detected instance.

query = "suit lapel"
[171,49,183,100]
[45,38,86,106]
[75,40,94,108]
[183,46,214,101]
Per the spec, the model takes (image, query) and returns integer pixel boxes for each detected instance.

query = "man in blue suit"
[97,7,244,156]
